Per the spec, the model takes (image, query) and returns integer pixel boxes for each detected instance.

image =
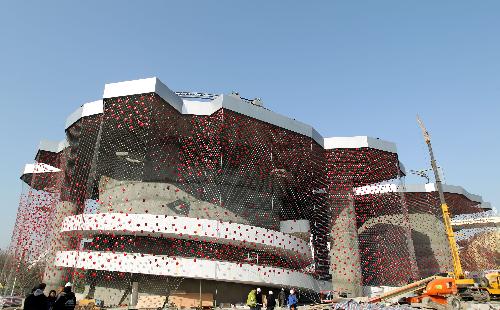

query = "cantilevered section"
[38,139,69,153]
[323,136,396,153]
[56,77,398,153]
[20,162,62,191]
[31,139,69,170]
[65,100,103,129]
[21,163,61,176]
[451,216,499,231]
[355,183,490,209]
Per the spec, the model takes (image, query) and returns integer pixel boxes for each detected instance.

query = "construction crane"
[367,117,496,307]
[368,115,487,309]
[416,116,468,282]
[416,117,500,303]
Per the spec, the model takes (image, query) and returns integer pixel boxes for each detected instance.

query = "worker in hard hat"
[53,282,76,310]
[256,288,263,310]
[266,291,276,310]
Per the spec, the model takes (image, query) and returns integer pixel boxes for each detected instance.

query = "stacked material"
[134,295,167,309]
[332,300,414,310]
[168,293,213,308]
[0,296,23,308]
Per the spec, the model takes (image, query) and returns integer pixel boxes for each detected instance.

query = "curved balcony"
[54,250,326,291]
[60,213,313,263]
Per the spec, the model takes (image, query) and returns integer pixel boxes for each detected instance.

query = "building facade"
[5,77,490,306]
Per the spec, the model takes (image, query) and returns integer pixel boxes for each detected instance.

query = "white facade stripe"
[38,139,69,153]
[55,250,328,291]
[65,100,103,129]
[22,162,61,176]
[60,213,313,261]
[353,183,490,208]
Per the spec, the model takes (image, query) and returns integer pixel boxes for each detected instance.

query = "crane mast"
[416,116,464,279]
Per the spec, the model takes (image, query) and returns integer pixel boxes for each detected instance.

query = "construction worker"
[247,289,257,310]
[53,282,76,310]
[266,291,276,310]
[24,283,48,310]
[256,288,263,310]
[287,289,298,310]
[277,288,286,308]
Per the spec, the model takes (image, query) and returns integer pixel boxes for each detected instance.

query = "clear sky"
[0,1,498,249]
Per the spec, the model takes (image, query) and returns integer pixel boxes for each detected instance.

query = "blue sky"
[0,1,498,248]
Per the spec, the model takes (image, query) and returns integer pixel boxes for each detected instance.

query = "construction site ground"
[2,301,499,310]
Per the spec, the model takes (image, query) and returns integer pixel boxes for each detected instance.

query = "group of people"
[23,282,76,310]
[247,288,298,310]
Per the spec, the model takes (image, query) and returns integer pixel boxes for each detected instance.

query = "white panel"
[181,98,222,115]
[60,213,312,261]
[452,216,499,226]
[312,128,324,147]
[64,106,83,129]
[323,136,397,152]
[55,250,328,292]
[280,220,310,234]
[424,183,436,192]
[103,77,157,99]
[354,183,485,205]
[323,136,368,149]
[479,202,492,209]
[21,162,61,176]
[38,140,60,152]
[81,100,104,118]
[38,139,66,153]
[354,183,402,195]
[365,136,398,153]
[103,77,184,112]
[154,78,184,112]
[65,100,103,129]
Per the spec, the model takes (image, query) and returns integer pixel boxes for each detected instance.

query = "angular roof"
[62,77,397,153]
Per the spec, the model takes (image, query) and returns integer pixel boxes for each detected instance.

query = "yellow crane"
[416,116,470,283]
[416,116,500,303]
[368,117,494,307]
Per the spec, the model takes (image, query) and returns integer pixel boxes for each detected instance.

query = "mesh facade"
[2,78,490,305]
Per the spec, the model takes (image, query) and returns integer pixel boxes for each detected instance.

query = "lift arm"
[416,116,464,279]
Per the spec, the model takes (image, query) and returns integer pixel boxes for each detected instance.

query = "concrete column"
[131,281,139,306]
[329,190,362,297]
[43,201,78,291]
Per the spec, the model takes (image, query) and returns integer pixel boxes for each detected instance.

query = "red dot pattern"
[3,92,489,302]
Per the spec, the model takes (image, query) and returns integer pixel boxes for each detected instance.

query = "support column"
[329,188,362,297]
[131,281,139,306]
[43,201,78,291]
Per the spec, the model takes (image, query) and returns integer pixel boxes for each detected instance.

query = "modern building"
[6,77,490,306]
[354,183,492,283]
